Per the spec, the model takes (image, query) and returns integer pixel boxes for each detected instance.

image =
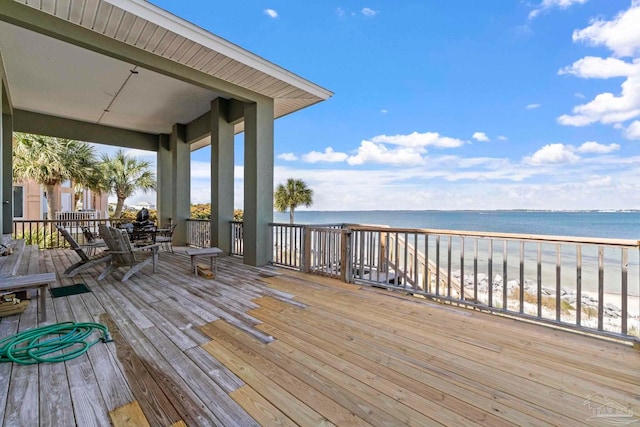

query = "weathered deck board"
[201,320,373,426]
[260,274,640,424]
[1,248,639,427]
[202,340,334,426]
[230,385,297,427]
[267,274,640,391]
[3,245,42,427]
[253,301,553,426]
[184,346,245,393]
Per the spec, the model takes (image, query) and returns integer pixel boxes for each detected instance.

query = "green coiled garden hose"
[0,322,112,365]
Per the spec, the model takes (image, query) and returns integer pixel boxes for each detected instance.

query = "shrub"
[14,227,55,249]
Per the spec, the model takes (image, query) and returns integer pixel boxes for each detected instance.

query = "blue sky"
[113,0,640,211]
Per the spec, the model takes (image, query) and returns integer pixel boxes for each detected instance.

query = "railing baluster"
[598,246,604,331]
[413,233,418,289]
[576,245,582,326]
[447,236,452,298]
[473,238,478,303]
[537,243,542,318]
[503,240,508,311]
[519,241,524,314]
[403,232,409,289]
[460,237,465,301]
[556,243,562,322]
[621,247,628,335]
[435,235,441,297]
[424,234,429,293]
[488,239,493,307]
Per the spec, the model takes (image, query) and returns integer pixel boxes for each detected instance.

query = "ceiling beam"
[0,51,12,116]
[14,110,161,151]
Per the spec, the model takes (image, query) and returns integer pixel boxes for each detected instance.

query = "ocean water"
[273,210,640,240]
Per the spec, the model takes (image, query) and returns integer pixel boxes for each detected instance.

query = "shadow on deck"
[1,246,638,426]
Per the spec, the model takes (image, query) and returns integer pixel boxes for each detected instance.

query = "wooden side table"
[185,247,223,277]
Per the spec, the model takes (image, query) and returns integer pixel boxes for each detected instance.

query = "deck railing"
[186,219,210,248]
[347,225,640,342]
[231,221,244,256]
[54,210,107,222]
[12,219,111,249]
[265,222,639,341]
[188,219,640,342]
[270,223,344,272]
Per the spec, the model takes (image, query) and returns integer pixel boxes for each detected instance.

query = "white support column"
[210,98,235,253]
[170,124,190,245]
[243,99,274,266]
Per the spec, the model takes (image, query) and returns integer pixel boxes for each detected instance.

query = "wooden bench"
[1,273,56,321]
[185,247,222,277]
[0,239,26,278]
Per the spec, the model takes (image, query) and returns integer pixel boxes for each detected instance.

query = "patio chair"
[155,224,176,253]
[98,225,159,282]
[55,225,111,277]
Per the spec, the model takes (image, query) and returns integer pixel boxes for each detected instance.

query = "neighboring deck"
[1,247,639,426]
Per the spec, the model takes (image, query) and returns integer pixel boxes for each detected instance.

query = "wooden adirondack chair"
[56,225,112,277]
[98,225,159,282]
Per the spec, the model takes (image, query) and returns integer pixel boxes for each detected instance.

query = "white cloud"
[577,141,620,153]
[380,109,388,114]
[529,0,588,20]
[625,120,640,139]
[526,103,541,109]
[472,132,490,142]
[190,160,211,179]
[302,147,348,163]
[526,143,580,165]
[557,57,640,126]
[361,7,378,17]
[278,152,298,161]
[558,56,638,79]
[575,92,586,99]
[371,131,465,149]
[558,3,640,131]
[572,2,640,57]
[336,8,345,17]
[586,175,613,187]
[271,149,640,210]
[264,9,278,18]
[347,140,425,166]
[497,135,509,141]
[341,131,465,167]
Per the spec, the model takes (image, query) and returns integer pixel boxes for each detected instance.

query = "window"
[13,186,24,218]
[61,180,71,188]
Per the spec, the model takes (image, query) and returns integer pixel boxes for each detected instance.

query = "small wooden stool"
[0,273,56,321]
[185,247,222,277]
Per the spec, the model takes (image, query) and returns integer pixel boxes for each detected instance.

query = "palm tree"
[74,165,109,210]
[274,178,313,224]
[100,149,156,218]
[13,133,98,219]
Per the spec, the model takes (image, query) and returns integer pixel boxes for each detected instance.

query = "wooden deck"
[1,246,639,426]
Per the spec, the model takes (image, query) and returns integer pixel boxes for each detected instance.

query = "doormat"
[50,283,92,298]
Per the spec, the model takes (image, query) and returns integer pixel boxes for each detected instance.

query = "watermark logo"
[584,393,638,426]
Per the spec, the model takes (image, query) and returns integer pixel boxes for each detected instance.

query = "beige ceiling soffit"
[104,0,333,100]
[0,1,258,102]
